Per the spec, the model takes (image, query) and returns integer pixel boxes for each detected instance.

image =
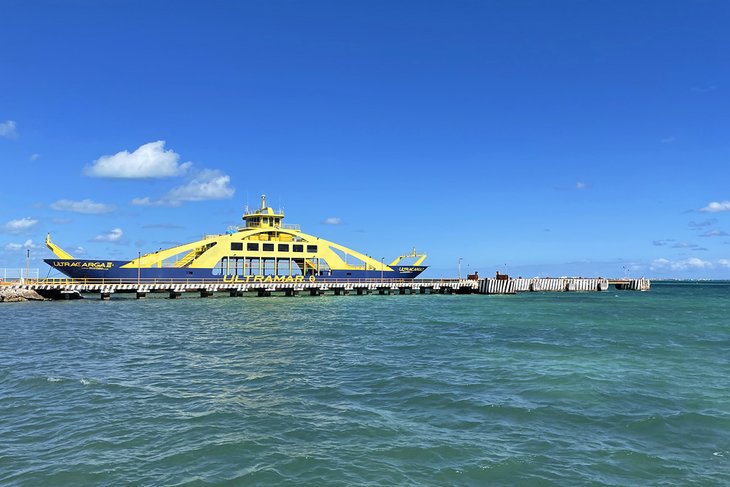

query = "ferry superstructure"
[44,195,427,282]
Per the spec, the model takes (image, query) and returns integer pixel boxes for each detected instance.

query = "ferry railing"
[23,276,468,286]
[242,222,301,230]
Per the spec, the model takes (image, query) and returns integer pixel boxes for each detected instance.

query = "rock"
[0,287,47,302]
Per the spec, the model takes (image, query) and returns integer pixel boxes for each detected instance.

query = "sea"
[1,281,728,486]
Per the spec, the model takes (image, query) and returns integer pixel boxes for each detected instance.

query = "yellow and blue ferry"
[44,195,427,282]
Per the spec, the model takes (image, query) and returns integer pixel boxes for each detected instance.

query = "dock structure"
[8,279,478,300]
[3,276,650,300]
[478,277,650,294]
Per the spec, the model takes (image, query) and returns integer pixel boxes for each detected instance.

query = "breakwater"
[0,286,45,302]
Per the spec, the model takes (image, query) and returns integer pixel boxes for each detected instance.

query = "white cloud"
[689,218,717,228]
[132,170,235,206]
[692,85,717,93]
[93,228,123,242]
[50,199,115,214]
[661,136,675,144]
[0,120,18,139]
[130,197,166,207]
[322,217,342,225]
[669,242,708,251]
[575,182,587,190]
[650,257,713,271]
[85,140,192,179]
[4,217,38,232]
[700,201,730,213]
[4,239,41,251]
[166,170,234,201]
[672,242,699,249]
[718,259,730,268]
[700,229,729,238]
[30,153,40,161]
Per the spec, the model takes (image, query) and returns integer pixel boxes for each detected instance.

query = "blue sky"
[2,0,730,279]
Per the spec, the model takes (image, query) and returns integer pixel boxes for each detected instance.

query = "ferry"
[44,195,427,282]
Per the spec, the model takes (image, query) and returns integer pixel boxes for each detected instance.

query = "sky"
[1,0,730,279]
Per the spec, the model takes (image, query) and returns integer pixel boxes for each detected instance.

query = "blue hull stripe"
[44,259,427,281]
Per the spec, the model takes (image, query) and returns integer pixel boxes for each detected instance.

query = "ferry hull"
[45,259,427,282]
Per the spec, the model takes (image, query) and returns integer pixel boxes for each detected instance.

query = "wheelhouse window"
[278,244,289,252]
[231,242,243,251]
[293,244,303,252]
[247,242,259,251]
[307,245,318,253]
[263,243,274,252]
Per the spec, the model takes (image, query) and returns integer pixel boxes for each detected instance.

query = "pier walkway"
[479,277,651,294]
[3,277,650,300]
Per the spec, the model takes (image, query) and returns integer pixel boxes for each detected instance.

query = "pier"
[2,277,650,300]
[6,279,476,300]
[478,277,650,294]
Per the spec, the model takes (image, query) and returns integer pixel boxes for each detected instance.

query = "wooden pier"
[3,277,650,300]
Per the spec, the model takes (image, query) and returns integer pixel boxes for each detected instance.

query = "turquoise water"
[1,283,729,486]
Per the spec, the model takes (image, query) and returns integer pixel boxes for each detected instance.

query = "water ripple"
[1,285,729,485]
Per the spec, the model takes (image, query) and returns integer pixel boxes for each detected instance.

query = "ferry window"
[293,244,303,252]
[278,244,289,252]
[247,243,259,251]
[307,245,318,253]
[263,243,274,252]
[231,242,243,251]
